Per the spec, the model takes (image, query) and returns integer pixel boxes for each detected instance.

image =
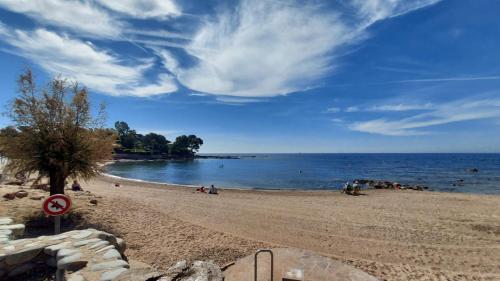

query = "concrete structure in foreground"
[224,248,379,281]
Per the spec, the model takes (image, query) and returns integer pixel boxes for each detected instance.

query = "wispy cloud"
[94,0,181,19]
[390,76,500,84]
[326,107,341,113]
[353,0,441,26]
[160,0,441,98]
[0,0,121,38]
[215,96,267,105]
[349,96,500,136]
[369,103,433,111]
[0,0,442,99]
[0,24,177,97]
[345,106,361,112]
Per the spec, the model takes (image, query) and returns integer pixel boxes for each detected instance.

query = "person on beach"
[197,186,206,193]
[71,180,83,191]
[342,181,351,194]
[208,184,218,194]
[353,180,361,195]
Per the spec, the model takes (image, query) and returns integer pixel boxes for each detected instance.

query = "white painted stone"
[0,224,24,236]
[100,267,128,281]
[57,253,87,271]
[5,246,44,265]
[102,249,121,260]
[71,230,92,239]
[49,234,69,241]
[44,241,72,255]
[24,241,42,248]
[91,260,129,271]
[2,245,15,252]
[0,229,12,235]
[67,274,86,281]
[0,218,13,225]
[7,238,29,245]
[89,240,109,250]
[95,245,115,254]
[57,248,81,259]
[74,238,101,247]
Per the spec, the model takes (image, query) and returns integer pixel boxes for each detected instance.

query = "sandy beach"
[78,176,500,281]
[2,176,500,281]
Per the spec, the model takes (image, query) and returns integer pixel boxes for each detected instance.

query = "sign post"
[42,194,72,281]
[42,194,72,234]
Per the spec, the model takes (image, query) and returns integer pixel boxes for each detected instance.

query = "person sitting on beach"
[353,180,361,195]
[71,180,83,191]
[342,181,353,195]
[208,184,218,194]
[196,186,206,193]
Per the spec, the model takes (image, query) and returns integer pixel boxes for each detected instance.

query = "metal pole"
[56,269,64,281]
[55,215,63,281]
[254,249,274,281]
[54,216,61,235]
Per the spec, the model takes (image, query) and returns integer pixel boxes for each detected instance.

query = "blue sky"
[0,0,499,153]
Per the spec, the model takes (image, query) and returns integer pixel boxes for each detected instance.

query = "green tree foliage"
[112,122,203,158]
[115,121,203,158]
[143,133,170,154]
[0,70,116,195]
[114,121,138,149]
[170,135,203,157]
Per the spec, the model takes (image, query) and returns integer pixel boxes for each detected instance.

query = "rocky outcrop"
[355,179,429,191]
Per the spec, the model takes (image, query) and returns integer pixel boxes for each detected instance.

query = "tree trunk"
[49,170,66,195]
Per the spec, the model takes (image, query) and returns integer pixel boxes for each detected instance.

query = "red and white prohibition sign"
[43,194,72,216]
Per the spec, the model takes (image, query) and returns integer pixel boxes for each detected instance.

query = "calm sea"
[105,154,500,194]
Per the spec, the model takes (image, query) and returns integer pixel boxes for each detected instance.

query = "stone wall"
[0,217,223,281]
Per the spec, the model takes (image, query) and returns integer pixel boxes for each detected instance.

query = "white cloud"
[326,107,341,113]
[353,0,441,26]
[0,0,121,38]
[95,0,181,19]
[169,0,351,97]
[369,103,433,111]
[215,96,266,104]
[349,97,500,136]
[0,26,176,97]
[158,0,440,98]
[345,106,360,112]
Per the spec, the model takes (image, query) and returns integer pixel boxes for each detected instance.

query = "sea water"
[105,153,500,194]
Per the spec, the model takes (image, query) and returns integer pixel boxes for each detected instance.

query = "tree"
[170,135,203,157]
[143,133,170,154]
[187,135,203,153]
[114,121,138,149]
[0,70,115,195]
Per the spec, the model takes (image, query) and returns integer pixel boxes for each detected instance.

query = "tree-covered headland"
[113,121,203,159]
